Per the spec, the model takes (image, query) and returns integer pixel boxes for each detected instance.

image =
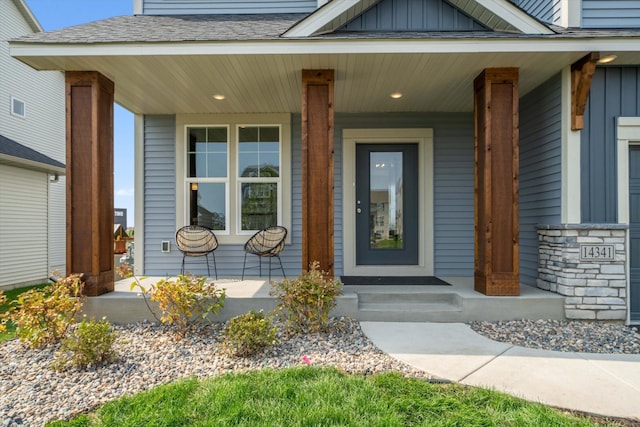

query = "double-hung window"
[180,115,289,244]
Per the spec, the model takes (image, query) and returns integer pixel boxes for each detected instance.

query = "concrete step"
[357,292,461,306]
[355,292,463,321]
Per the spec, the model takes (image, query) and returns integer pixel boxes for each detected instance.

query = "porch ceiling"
[12,50,640,114]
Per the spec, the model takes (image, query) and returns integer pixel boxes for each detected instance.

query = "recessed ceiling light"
[390,93,403,99]
[212,94,226,100]
[597,55,617,64]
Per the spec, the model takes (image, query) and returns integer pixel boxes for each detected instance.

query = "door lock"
[356,207,362,214]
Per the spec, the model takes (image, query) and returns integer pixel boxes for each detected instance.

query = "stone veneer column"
[537,224,627,320]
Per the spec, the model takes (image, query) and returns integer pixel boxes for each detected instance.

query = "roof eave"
[0,154,66,175]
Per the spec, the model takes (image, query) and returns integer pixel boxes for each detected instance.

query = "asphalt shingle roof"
[0,134,65,169]
[11,14,307,44]
[9,14,640,45]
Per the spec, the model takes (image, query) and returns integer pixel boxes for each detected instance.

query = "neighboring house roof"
[0,134,65,175]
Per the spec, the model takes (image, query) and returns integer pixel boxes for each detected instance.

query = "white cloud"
[116,187,134,197]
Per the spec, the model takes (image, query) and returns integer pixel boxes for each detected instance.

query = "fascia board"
[13,0,43,33]
[10,38,640,60]
[472,0,554,34]
[0,154,66,175]
[447,0,553,34]
[282,0,362,37]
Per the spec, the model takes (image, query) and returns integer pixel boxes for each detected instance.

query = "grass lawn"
[46,367,613,427]
[0,283,48,342]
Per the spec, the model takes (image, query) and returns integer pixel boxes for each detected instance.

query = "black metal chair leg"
[181,256,185,275]
[277,255,285,279]
[205,255,211,277]
[242,252,248,280]
[211,252,218,280]
[268,257,272,281]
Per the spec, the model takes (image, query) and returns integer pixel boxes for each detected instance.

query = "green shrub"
[131,274,226,338]
[53,317,118,371]
[1,274,84,348]
[221,310,278,357]
[270,261,342,334]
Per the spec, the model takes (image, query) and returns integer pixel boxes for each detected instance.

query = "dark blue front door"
[355,144,419,265]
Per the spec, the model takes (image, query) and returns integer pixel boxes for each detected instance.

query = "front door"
[355,144,419,265]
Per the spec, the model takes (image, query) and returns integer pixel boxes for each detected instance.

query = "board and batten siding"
[519,74,562,287]
[582,67,640,223]
[508,0,561,25]
[0,166,49,288]
[141,0,316,15]
[582,0,640,28]
[342,0,486,31]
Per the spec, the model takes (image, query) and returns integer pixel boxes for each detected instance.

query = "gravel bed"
[0,318,429,426]
[469,319,640,354]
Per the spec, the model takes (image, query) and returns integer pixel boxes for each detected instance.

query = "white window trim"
[10,96,26,119]
[342,128,434,276]
[616,117,640,325]
[176,114,291,245]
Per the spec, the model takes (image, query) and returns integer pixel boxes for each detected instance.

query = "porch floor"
[83,276,565,324]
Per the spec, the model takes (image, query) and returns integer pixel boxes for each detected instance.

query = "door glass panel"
[369,152,403,249]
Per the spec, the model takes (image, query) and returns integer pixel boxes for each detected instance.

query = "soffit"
[9,49,618,115]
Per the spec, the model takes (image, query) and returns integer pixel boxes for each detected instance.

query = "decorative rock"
[0,318,429,426]
[469,319,640,354]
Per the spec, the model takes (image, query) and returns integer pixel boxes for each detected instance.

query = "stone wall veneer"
[537,224,627,320]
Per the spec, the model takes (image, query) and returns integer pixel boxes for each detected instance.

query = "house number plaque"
[579,244,615,261]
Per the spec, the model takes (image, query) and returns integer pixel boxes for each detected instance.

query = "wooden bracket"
[571,52,600,131]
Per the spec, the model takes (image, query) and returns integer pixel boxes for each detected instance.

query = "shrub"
[2,274,84,348]
[131,274,226,338]
[221,310,278,357]
[270,261,342,333]
[52,317,118,371]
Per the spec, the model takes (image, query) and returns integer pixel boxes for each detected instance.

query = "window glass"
[189,183,225,230]
[240,183,278,231]
[188,127,227,177]
[184,122,284,237]
[238,126,279,177]
[10,97,25,118]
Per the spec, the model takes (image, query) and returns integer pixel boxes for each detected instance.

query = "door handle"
[356,207,362,214]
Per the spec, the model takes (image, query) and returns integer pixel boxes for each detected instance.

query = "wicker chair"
[175,225,218,279]
[242,226,287,280]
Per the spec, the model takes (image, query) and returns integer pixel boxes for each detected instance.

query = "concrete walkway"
[360,322,640,421]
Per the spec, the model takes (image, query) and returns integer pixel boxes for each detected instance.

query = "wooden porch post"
[66,71,115,296]
[474,68,520,296]
[301,70,335,275]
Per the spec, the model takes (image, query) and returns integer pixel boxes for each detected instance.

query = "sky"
[25,0,136,227]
